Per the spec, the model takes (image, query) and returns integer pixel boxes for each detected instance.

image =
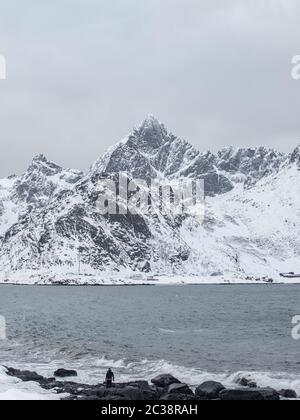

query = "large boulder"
[103,382,159,401]
[104,386,143,401]
[195,381,225,400]
[279,389,297,399]
[151,374,181,388]
[220,388,280,401]
[5,367,44,383]
[167,383,194,396]
[125,381,159,400]
[54,369,78,378]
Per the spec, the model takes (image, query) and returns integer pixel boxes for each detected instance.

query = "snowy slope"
[180,164,300,279]
[0,117,298,284]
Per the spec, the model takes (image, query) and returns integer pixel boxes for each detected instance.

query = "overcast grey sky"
[0,0,300,177]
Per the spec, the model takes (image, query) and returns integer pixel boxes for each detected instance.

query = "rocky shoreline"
[4,367,298,401]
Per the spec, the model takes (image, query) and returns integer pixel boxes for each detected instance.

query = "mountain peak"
[32,154,48,163]
[140,114,162,128]
[128,115,168,151]
[137,114,166,132]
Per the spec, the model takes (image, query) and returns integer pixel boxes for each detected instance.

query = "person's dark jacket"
[106,370,114,381]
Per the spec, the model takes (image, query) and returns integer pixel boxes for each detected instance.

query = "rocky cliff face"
[290,145,300,166]
[13,154,83,205]
[0,116,298,284]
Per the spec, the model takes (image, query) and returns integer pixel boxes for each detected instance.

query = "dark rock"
[160,393,197,401]
[195,381,225,400]
[104,386,144,401]
[220,388,280,401]
[79,387,106,399]
[167,383,194,396]
[235,376,257,388]
[290,145,300,166]
[119,381,150,390]
[54,369,78,378]
[257,388,280,401]
[38,379,61,390]
[279,389,297,399]
[54,383,81,395]
[151,374,181,388]
[52,382,104,397]
[121,382,159,400]
[154,386,166,398]
[5,367,44,383]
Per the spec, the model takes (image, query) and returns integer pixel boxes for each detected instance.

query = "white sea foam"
[158,328,177,334]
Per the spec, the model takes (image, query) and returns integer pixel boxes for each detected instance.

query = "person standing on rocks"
[105,368,115,388]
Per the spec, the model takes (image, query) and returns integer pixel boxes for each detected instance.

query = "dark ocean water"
[0,285,300,390]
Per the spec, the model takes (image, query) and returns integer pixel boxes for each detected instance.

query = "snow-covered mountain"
[0,116,299,285]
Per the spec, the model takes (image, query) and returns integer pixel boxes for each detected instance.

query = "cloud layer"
[0,0,300,176]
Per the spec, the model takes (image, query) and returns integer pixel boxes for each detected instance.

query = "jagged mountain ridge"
[0,116,299,284]
[93,116,287,194]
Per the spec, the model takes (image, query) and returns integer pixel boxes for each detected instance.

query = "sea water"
[0,284,300,393]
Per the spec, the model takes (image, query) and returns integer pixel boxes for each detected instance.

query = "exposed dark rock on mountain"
[290,145,300,166]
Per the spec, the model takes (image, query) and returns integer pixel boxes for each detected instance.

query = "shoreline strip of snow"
[0,273,300,286]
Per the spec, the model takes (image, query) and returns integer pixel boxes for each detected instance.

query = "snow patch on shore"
[0,366,62,400]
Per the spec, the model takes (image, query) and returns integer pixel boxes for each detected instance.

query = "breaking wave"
[91,356,300,394]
